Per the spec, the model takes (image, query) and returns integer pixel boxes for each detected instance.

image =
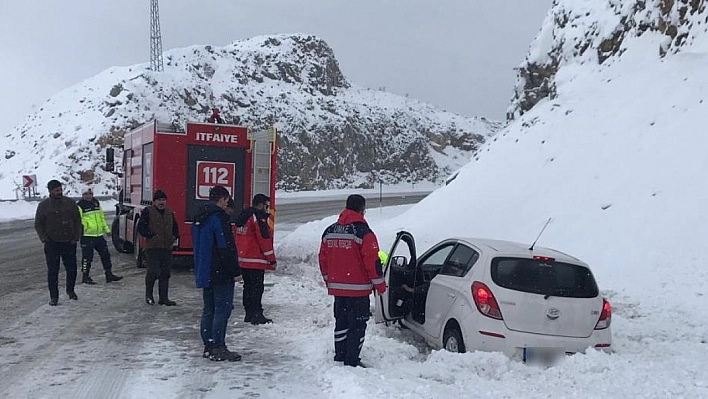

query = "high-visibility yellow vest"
[378,250,388,266]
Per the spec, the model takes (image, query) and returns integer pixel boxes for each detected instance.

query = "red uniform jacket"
[318,209,386,297]
[234,207,276,270]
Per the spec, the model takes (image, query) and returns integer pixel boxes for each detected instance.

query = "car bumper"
[458,315,612,359]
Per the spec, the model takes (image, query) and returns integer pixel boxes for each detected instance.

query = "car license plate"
[523,347,565,366]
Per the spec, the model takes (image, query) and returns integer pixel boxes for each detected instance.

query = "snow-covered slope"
[0,34,500,197]
[509,0,708,118]
[389,0,708,334]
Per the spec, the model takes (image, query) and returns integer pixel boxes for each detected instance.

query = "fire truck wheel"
[111,218,133,254]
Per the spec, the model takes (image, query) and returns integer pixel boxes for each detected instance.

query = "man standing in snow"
[138,189,180,306]
[76,186,123,284]
[234,193,276,325]
[192,185,242,361]
[34,179,82,306]
[318,194,387,368]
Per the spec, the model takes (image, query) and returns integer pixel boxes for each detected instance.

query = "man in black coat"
[34,180,82,306]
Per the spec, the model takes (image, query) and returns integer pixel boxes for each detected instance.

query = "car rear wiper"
[544,288,572,300]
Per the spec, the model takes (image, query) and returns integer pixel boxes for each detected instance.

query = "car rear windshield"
[491,257,599,298]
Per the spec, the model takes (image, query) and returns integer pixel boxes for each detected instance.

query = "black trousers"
[44,241,78,300]
[333,296,370,366]
[80,236,112,274]
[241,268,265,315]
[145,248,172,281]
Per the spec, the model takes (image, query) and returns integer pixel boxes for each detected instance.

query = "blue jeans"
[200,282,235,348]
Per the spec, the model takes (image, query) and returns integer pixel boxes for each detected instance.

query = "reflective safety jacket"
[234,207,276,270]
[77,199,110,237]
[318,209,385,297]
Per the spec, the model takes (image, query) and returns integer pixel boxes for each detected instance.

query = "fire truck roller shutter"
[186,145,247,222]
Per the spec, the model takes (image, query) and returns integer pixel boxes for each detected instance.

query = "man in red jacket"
[318,194,386,368]
[234,193,276,325]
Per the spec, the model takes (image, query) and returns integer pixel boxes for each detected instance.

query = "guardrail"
[0,196,116,203]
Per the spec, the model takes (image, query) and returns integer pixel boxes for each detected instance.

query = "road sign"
[22,175,36,188]
[195,161,235,199]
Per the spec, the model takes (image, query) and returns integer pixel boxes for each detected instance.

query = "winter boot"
[105,272,123,283]
[49,298,58,306]
[67,291,78,300]
[244,312,254,323]
[344,358,367,368]
[81,260,96,285]
[250,313,273,325]
[146,278,156,305]
[158,278,176,306]
[209,347,242,362]
[203,346,213,359]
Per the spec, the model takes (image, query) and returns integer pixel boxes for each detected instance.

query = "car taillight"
[594,298,611,329]
[472,281,503,320]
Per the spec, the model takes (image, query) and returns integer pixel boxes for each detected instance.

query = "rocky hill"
[0,34,500,196]
[508,0,707,119]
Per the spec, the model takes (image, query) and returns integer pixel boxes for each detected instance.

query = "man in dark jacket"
[234,193,276,325]
[34,180,82,306]
[137,189,179,306]
[192,185,242,362]
[76,186,122,284]
[318,194,387,368]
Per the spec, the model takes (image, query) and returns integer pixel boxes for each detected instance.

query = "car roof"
[451,237,585,265]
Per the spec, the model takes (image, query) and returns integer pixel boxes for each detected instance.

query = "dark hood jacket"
[191,203,240,288]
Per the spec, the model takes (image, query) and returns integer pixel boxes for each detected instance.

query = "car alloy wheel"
[443,325,466,353]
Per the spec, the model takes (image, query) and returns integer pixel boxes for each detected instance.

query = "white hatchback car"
[374,231,612,363]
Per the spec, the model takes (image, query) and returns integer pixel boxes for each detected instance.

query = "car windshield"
[491,257,598,298]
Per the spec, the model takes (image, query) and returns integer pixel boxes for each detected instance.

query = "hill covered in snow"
[389,0,708,327]
[0,34,500,197]
[509,0,707,118]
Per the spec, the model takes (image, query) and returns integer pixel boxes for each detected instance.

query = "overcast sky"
[0,0,551,135]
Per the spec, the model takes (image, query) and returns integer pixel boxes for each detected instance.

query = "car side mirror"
[391,255,408,269]
[106,148,115,172]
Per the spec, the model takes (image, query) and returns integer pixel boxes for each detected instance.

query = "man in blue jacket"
[192,185,242,362]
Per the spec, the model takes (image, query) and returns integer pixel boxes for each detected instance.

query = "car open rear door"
[374,231,417,323]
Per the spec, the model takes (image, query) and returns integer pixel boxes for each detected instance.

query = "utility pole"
[149,0,164,72]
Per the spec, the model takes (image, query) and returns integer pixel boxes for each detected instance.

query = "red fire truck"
[109,120,277,267]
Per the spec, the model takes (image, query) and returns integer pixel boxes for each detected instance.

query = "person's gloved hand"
[374,282,387,295]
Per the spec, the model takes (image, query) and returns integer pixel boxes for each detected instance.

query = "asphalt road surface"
[0,192,427,397]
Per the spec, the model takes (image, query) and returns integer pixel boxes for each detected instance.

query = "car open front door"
[374,231,417,323]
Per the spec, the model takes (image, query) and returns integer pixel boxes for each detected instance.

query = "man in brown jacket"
[34,180,83,306]
[137,189,180,306]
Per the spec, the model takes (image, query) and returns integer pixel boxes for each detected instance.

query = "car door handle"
[447,293,456,298]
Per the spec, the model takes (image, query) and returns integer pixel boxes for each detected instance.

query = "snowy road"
[0,192,427,298]
[7,189,706,399]
[0,267,331,398]
[0,193,427,398]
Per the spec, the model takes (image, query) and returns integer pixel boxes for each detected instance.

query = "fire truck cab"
[110,120,277,267]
